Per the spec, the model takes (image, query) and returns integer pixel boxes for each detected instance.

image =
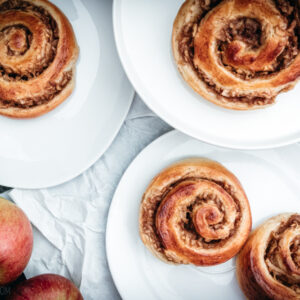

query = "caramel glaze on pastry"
[172,0,300,110]
[139,158,252,266]
[237,213,300,300]
[0,0,79,118]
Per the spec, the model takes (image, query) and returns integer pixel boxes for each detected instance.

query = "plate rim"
[113,0,300,150]
[3,93,134,189]
[106,130,178,300]
[0,0,134,189]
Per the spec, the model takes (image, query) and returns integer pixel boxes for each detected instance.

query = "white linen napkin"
[8,94,171,300]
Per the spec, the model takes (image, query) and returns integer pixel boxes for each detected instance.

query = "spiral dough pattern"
[139,158,252,266]
[172,0,300,110]
[237,213,300,300]
[0,0,79,118]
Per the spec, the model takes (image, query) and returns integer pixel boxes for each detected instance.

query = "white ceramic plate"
[0,0,134,189]
[113,0,300,150]
[106,130,300,300]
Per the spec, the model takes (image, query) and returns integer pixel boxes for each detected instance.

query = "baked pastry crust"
[139,158,252,266]
[237,213,300,300]
[172,0,300,110]
[0,0,79,118]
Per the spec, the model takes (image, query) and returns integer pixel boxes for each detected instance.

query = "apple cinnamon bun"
[0,0,79,118]
[139,158,252,266]
[237,213,300,300]
[172,0,300,110]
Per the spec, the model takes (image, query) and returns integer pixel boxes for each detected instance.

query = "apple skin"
[0,197,33,285]
[7,274,83,300]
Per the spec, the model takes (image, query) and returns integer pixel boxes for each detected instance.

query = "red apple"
[0,197,33,285]
[7,274,83,300]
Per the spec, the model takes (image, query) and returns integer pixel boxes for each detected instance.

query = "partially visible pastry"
[237,213,300,300]
[0,0,79,118]
[139,158,252,266]
[172,0,300,110]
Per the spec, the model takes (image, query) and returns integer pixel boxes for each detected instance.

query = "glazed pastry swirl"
[0,0,78,118]
[139,158,252,266]
[172,0,300,110]
[237,213,300,300]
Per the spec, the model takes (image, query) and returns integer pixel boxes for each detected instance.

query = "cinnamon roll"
[139,158,252,266]
[0,0,79,118]
[237,213,300,300]
[172,0,300,110]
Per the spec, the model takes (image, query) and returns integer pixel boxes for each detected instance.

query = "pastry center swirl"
[265,215,300,293]
[1,25,32,56]
[0,0,59,81]
[186,182,237,242]
[217,14,298,79]
[156,179,240,254]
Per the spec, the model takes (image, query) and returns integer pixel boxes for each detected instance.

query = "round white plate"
[106,130,300,300]
[114,0,300,150]
[0,0,134,189]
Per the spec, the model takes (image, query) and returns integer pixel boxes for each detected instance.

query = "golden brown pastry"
[237,213,300,300]
[0,0,79,118]
[172,0,300,110]
[139,158,252,266]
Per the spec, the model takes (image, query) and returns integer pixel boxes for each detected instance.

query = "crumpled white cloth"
[8,94,172,300]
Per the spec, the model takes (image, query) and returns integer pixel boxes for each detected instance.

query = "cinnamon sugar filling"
[265,215,300,293]
[0,71,72,109]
